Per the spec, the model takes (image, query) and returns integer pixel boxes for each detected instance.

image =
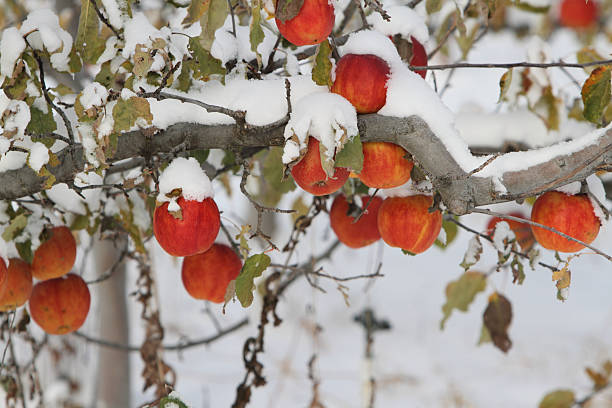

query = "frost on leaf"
[440,271,487,329]
[483,292,512,353]
[112,96,153,132]
[235,253,271,307]
[460,235,482,271]
[538,390,575,408]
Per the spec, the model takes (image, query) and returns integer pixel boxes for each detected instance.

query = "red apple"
[559,0,598,28]
[29,273,90,335]
[32,226,76,280]
[154,196,221,257]
[181,243,242,303]
[377,195,442,254]
[486,212,535,251]
[0,258,32,312]
[0,258,7,294]
[409,36,428,79]
[291,137,350,196]
[331,54,390,114]
[530,191,600,253]
[275,0,335,46]
[358,142,413,189]
[330,194,383,248]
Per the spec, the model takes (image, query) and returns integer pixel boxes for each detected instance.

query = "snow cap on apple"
[337,30,404,75]
[157,157,214,212]
[366,6,429,45]
[378,179,434,198]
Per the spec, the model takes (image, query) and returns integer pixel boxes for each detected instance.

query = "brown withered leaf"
[585,360,612,390]
[483,292,512,353]
[275,0,304,22]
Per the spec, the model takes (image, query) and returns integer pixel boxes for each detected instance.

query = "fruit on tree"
[559,0,598,28]
[331,54,391,114]
[29,273,90,335]
[358,142,413,189]
[486,212,535,251]
[31,226,76,280]
[181,243,242,303]
[291,137,350,196]
[0,258,33,312]
[154,196,221,257]
[275,0,334,46]
[377,195,442,254]
[390,35,428,79]
[329,194,383,248]
[530,191,600,253]
[0,259,7,294]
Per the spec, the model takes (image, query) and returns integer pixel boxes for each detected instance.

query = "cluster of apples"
[153,197,241,303]
[0,226,90,335]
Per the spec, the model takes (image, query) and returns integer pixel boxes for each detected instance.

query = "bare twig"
[352,189,380,223]
[413,59,612,71]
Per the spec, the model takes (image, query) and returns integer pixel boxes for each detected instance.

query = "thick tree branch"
[0,116,610,219]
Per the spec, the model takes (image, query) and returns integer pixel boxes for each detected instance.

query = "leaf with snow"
[76,0,106,64]
[510,255,525,284]
[483,292,512,353]
[188,37,225,80]
[250,0,265,65]
[2,213,27,242]
[460,235,482,270]
[194,0,229,50]
[160,394,189,408]
[235,253,271,308]
[582,66,611,125]
[538,390,575,408]
[27,105,57,135]
[440,271,487,329]
[552,266,571,302]
[434,216,458,249]
[334,134,363,173]
[312,40,333,87]
[112,96,153,132]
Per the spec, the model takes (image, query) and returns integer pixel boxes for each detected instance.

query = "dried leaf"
[483,292,512,353]
[538,390,575,408]
[112,96,153,132]
[426,0,443,14]
[460,236,482,270]
[440,271,487,329]
[498,68,513,103]
[2,213,27,241]
[133,44,153,77]
[276,0,305,22]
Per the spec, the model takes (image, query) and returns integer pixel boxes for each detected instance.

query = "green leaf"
[262,147,296,194]
[514,1,550,13]
[2,214,28,242]
[577,47,604,74]
[112,96,153,132]
[582,66,611,125]
[189,149,210,164]
[38,166,56,190]
[312,40,333,87]
[538,390,575,408]
[498,68,513,103]
[71,214,90,231]
[76,0,106,64]
[440,271,487,329]
[426,0,443,14]
[192,0,228,50]
[434,216,459,249]
[26,105,57,135]
[188,37,225,80]
[15,240,33,264]
[160,395,189,408]
[235,253,271,307]
[510,255,525,284]
[250,0,265,64]
[334,134,363,173]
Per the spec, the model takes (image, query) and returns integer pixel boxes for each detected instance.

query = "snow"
[379,179,433,198]
[80,82,109,110]
[27,142,49,172]
[100,0,123,30]
[19,10,72,72]
[46,183,88,215]
[96,36,119,65]
[338,30,404,73]
[0,27,26,79]
[491,221,515,255]
[282,93,357,165]
[366,5,429,45]
[2,100,31,138]
[157,157,214,211]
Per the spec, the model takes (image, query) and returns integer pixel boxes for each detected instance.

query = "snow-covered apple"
[358,142,413,189]
[559,0,598,28]
[31,226,76,280]
[377,195,442,254]
[275,0,334,46]
[181,243,242,303]
[154,197,221,257]
[331,54,391,114]
[329,194,383,248]
[0,258,32,311]
[390,35,428,79]
[291,137,350,196]
[486,212,535,251]
[29,273,90,335]
[530,191,600,253]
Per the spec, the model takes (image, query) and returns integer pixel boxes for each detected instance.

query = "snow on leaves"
[460,235,482,271]
[440,271,487,329]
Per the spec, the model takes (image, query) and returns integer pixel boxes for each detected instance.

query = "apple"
[0,258,7,293]
[29,273,90,335]
[559,0,598,28]
[331,54,391,114]
[291,136,350,196]
[358,142,413,189]
[181,243,242,303]
[154,196,221,257]
[31,226,76,280]
[530,191,600,253]
[486,212,535,251]
[275,0,335,46]
[377,195,442,254]
[390,35,428,79]
[330,194,383,248]
[0,258,33,312]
